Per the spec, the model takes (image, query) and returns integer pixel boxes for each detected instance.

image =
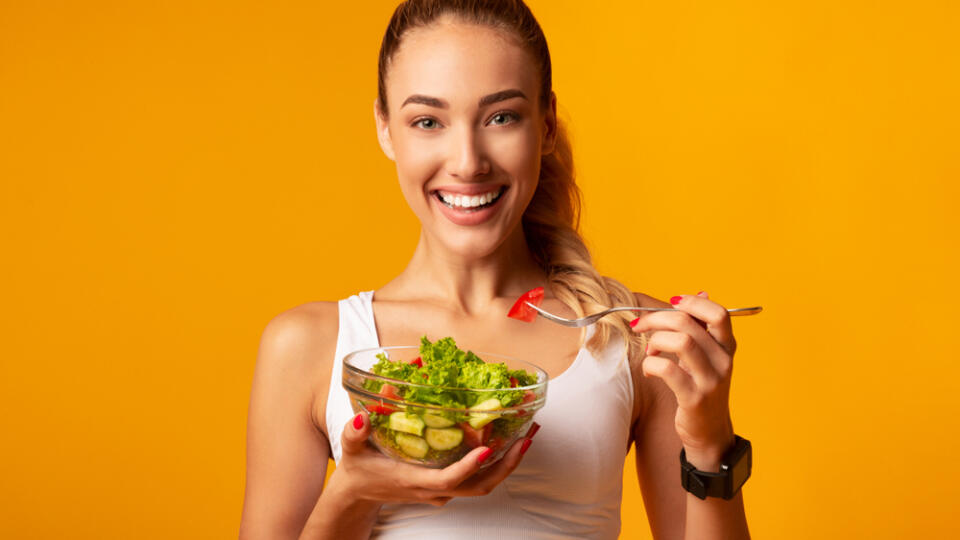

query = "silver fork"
[525,302,763,328]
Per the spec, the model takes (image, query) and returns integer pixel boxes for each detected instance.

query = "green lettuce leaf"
[362,336,535,409]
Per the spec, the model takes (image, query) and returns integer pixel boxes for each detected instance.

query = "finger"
[630,309,728,364]
[416,445,494,492]
[340,412,372,455]
[448,429,536,497]
[646,330,720,389]
[671,294,736,355]
[642,354,698,408]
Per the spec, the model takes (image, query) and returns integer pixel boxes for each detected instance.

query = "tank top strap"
[327,290,379,463]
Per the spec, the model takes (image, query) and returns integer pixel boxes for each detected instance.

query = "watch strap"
[679,435,752,500]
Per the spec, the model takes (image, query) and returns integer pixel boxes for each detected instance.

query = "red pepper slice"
[409,356,423,368]
[370,404,394,415]
[507,286,545,323]
[509,377,518,388]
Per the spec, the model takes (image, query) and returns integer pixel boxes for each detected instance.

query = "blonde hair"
[524,120,645,360]
[378,0,645,360]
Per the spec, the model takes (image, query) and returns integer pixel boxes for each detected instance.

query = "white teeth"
[438,188,503,208]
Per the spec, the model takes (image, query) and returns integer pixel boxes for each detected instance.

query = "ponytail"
[523,119,646,360]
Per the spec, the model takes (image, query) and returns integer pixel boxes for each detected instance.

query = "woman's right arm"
[240,304,340,539]
[240,304,539,539]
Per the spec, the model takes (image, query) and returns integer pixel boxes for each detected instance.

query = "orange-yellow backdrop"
[2,1,957,538]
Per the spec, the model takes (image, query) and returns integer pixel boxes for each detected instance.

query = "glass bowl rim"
[342,345,549,393]
[342,384,547,415]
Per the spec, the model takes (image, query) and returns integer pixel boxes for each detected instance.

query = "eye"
[412,117,441,130]
[488,112,519,126]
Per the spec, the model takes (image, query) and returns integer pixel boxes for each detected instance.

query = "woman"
[240,1,751,538]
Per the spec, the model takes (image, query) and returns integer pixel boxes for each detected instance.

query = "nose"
[446,125,490,179]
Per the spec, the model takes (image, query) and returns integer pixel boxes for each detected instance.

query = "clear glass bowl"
[342,345,548,468]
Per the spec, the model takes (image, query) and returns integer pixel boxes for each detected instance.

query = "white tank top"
[326,291,635,539]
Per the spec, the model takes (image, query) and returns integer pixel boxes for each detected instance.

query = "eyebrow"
[400,89,528,109]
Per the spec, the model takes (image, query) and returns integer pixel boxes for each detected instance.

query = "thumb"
[341,411,372,455]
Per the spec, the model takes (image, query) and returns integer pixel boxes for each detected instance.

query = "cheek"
[487,128,542,185]
[393,137,442,198]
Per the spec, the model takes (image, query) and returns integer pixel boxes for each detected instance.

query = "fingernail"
[527,422,541,439]
[520,438,533,455]
[697,291,708,297]
[670,295,683,305]
[353,413,364,430]
[629,317,640,328]
[477,447,494,465]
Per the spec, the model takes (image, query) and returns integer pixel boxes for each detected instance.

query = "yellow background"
[2,1,957,538]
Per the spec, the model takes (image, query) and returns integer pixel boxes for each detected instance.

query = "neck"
[391,224,548,316]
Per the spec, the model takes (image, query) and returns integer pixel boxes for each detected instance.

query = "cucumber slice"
[389,412,425,436]
[468,397,503,429]
[423,413,455,428]
[396,433,429,458]
[425,427,464,450]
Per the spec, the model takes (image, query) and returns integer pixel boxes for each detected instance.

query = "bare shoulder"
[255,301,340,435]
[242,302,339,538]
[260,301,339,354]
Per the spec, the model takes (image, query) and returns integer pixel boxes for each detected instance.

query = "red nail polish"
[521,438,533,455]
[670,296,683,305]
[477,447,494,465]
[629,317,640,328]
[697,291,707,296]
[527,422,541,439]
[353,414,364,430]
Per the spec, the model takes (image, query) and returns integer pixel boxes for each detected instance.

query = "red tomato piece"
[373,384,402,415]
[509,377,518,388]
[486,436,505,453]
[459,422,493,448]
[517,390,536,416]
[506,286,545,322]
[409,357,423,368]
[380,384,402,400]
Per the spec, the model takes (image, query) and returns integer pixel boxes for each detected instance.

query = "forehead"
[386,21,539,107]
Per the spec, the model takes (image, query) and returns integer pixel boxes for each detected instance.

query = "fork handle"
[608,306,763,316]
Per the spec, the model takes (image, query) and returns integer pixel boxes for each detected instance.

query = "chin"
[439,230,507,260]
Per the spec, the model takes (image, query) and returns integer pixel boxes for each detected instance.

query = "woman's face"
[375,19,557,260]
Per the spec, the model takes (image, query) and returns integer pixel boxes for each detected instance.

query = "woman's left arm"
[630,292,751,540]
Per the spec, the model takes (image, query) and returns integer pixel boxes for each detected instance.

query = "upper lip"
[430,184,507,196]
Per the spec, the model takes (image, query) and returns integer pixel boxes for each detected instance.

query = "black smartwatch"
[679,435,752,500]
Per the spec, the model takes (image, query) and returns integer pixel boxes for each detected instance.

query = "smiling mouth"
[431,186,508,212]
